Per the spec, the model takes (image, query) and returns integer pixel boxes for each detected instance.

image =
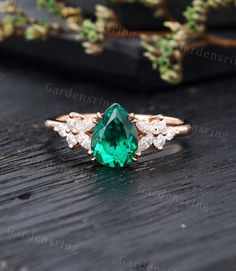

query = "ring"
[45,103,191,168]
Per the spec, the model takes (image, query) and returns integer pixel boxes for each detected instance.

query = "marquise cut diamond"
[154,134,166,149]
[66,133,77,147]
[136,119,167,135]
[76,133,91,150]
[136,120,154,134]
[59,116,94,148]
[135,117,177,152]
[138,135,154,152]
[75,119,95,132]
[166,127,176,141]
[153,120,166,133]
[67,118,76,131]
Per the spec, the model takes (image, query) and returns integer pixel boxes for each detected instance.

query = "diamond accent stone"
[67,118,75,130]
[59,116,95,149]
[136,119,168,135]
[76,118,95,132]
[138,135,154,152]
[154,134,166,149]
[66,133,77,147]
[76,132,91,150]
[153,120,167,134]
[166,127,176,141]
[136,120,154,134]
[58,124,67,137]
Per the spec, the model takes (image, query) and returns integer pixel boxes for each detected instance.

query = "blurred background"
[0,1,236,271]
[0,0,236,88]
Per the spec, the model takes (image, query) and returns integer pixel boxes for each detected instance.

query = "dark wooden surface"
[0,58,236,271]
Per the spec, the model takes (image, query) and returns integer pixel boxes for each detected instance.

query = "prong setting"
[92,118,98,124]
[129,113,138,123]
[93,112,103,124]
[88,149,93,155]
[96,112,102,119]
[132,151,142,162]
[69,112,85,120]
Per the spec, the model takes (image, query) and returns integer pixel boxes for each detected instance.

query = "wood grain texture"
[0,59,236,271]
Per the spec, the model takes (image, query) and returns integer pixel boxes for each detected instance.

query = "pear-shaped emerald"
[91,103,138,167]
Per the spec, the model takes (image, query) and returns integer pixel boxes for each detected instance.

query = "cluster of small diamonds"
[57,113,177,154]
[58,115,95,150]
[136,118,176,152]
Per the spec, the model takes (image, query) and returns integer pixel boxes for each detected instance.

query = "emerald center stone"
[91,103,138,167]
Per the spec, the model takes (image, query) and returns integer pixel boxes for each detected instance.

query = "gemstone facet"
[136,120,154,134]
[153,120,166,133]
[154,134,166,149]
[76,132,91,150]
[166,127,176,141]
[138,134,154,152]
[66,133,77,147]
[91,103,138,167]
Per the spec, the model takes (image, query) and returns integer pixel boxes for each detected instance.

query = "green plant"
[0,0,236,84]
[117,0,236,83]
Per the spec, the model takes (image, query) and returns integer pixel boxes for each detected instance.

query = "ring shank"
[45,114,192,136]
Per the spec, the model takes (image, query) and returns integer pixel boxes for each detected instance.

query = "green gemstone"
[91,103,138,167]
